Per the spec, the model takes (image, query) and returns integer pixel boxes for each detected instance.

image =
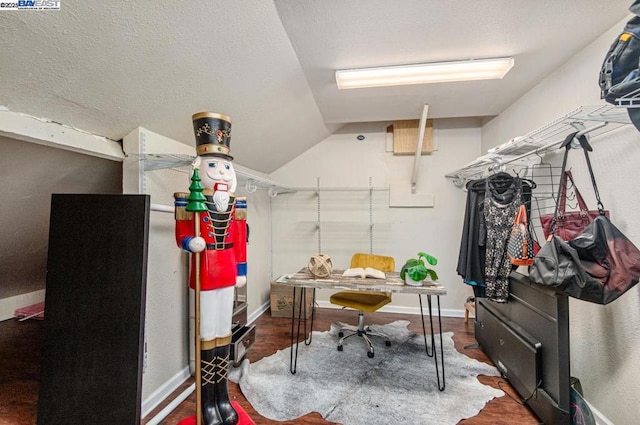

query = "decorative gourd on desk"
[400,252,438,286]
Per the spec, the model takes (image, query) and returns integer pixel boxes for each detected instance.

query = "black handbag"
[529,134,640,304]
[598,1,640,130]
[599,12,640,105]
[529,216,640,304]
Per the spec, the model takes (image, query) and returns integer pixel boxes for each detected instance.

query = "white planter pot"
[404,276,424,287]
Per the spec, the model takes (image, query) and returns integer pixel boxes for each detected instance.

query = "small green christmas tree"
[186,167,208,213]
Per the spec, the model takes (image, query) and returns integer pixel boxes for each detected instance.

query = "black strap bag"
[529,216,640,304]
[599,1,640,105]
[529,135,640,304]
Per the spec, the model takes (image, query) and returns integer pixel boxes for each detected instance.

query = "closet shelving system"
[132,153,295,198]
[451,102,635,424]
[291,177,389,255]
[444,104,631,187]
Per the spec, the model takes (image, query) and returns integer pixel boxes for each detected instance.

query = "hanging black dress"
[456,179,487,292]
[483,176,521,302]
[457,176,533,299]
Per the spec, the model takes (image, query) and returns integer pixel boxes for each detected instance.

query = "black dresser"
[475,272,570,425]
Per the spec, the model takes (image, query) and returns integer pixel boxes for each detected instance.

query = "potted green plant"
[400,252,438,286]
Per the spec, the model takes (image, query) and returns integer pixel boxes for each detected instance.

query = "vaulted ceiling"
[0,0,632,173]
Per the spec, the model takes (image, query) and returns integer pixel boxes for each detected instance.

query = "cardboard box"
[270,280,313,318]
[392,119,433,155]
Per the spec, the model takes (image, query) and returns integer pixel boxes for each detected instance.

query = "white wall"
[0,112,122,321]
[123,128,192,410]
[480,15,639,425]
[481,16,631,150]
[271,119,482,314]
[243,189,273,314]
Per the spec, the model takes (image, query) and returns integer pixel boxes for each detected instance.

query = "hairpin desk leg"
[305,288,316,346]
[419,295,433,357]
[289,287,299,374]
[289,287,316,374]
[418,294,446,391]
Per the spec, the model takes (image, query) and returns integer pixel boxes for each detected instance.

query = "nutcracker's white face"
[197,157,237,192]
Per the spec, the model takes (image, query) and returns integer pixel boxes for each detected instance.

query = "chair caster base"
[335,320,390,358]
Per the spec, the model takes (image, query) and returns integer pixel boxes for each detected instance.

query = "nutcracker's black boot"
[214,344,238,425]
[201,347,223,425]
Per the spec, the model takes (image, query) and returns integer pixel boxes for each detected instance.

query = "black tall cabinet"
[37,194,150,425]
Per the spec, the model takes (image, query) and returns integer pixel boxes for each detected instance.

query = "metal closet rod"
[488,121,608,172]
[293,186,389,192]
[150,203,174,213]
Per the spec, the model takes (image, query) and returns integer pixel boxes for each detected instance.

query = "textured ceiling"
[275,0,632,123]
[0,0,632,173]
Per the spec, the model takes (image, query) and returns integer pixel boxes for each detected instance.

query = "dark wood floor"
[0,308,541,425]
[0,317,44,425]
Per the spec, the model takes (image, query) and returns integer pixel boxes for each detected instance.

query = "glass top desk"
[277,269,448,391]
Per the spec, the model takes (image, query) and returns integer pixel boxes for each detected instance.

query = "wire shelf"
[445,104,631,186]
[129,153,295,195]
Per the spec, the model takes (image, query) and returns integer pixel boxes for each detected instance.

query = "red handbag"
[540,170,609,241]
[539,132,609,241]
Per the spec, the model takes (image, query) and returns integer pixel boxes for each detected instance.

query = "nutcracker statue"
[174,112,252,425]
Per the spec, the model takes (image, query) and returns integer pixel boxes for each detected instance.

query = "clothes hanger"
[466,177,487,193]
[564,172,581,210]
[522,179,537,189]
[532,150,552,192]
[513,165,538,190]
[487,170,514,182]
[487,170,517,196]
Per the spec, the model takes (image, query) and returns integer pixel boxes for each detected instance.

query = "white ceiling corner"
[0,0,633,173]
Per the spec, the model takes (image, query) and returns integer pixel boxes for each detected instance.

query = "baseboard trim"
[141,366,191,419]
[147,301,271,421]
[586,399,614,425]
[0,290,46,322]
[248,300,270,324]
[143,382,195,425]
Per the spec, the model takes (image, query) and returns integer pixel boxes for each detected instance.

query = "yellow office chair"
[330,253,394,358]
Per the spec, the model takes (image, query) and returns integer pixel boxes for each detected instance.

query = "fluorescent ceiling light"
[335,57,515,89]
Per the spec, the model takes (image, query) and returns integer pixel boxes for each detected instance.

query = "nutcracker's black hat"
[192,112,233,160]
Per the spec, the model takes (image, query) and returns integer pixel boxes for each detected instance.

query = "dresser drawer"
[230,324,256,365]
